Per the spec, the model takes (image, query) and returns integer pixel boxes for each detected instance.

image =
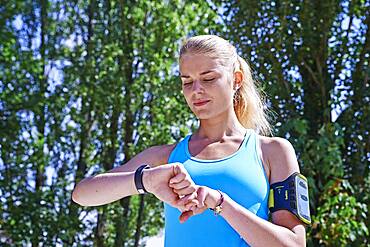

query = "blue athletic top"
[163,129,270,247]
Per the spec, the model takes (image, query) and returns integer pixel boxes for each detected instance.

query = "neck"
[194,109,246,142]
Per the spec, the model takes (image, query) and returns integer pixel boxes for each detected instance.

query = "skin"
[72,52,307,246]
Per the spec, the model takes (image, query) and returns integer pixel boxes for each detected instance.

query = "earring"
[233,89,240,102]
[234,80,240,91]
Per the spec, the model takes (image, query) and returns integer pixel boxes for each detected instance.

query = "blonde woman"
[73,35,309,246]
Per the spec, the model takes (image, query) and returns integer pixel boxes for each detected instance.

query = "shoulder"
[258,136,300,184]
[136,143,178,167]
[147,143,178,166]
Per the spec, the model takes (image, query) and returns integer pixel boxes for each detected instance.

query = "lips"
[193,100,210,107]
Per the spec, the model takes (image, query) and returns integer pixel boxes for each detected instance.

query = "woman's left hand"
[168,167,222,223]
[171,184,221,223]
[176,186,208,223]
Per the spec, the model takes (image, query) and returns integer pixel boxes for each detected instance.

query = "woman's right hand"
[143,162,198,212]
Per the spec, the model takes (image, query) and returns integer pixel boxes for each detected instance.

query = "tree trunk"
[95,210,107,247]
[32,0,47,245]
[134,195,146,247]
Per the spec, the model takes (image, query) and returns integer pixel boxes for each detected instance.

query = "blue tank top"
[163,129,270,247]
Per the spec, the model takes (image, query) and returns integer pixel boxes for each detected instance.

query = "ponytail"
[233,55,272,136]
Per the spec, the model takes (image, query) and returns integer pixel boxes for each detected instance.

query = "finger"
[175,192,197,206]
[173,163,184,176]
[173,186,196,196]
[168,193,181,206]
[178,206,188,213]
[179,210,193,223]
[192,205,207,215]
[177,198,198,212]
[184,199,199,210]
[169,179,191,190]
[169,173,186,184]
[173,163,192,179]
[176,201,192,213]
[197,186,207,207]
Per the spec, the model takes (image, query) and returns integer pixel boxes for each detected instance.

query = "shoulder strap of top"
[167,134,192,163]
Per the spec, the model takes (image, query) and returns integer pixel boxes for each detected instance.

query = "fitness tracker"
[134,164,151,194]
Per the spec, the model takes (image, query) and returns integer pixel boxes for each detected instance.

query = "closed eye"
[182,78,215,86]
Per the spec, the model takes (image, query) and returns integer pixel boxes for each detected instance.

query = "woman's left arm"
[175,137,307,247]
[213,137,306,246]
[209,188,306,247]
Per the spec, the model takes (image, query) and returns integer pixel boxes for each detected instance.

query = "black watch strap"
[134,164,150,194]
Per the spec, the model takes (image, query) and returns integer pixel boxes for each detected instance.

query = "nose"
[191,80,204,93]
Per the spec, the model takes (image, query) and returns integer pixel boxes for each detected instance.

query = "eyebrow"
[180,70,216,78]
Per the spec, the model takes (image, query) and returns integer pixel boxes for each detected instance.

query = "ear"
[233,70,243,89]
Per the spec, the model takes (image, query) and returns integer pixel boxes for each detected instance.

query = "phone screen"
[295,176,310,222]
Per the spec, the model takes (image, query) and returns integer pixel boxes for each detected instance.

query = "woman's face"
[179,53,234,120]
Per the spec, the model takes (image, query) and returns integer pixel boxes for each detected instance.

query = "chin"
[194,107,232,120]
[191,110,209,119]
[192,110,218,120]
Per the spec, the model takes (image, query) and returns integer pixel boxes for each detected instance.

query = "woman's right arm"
[71,144,176,207]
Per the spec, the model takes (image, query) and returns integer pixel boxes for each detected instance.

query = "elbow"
[297,237,306,247]
[291,230,306,247]
[281,236,305,247]
[72,187,86,206]
[292,240,305,247]
[72,180,91,207]
[72,188,84,206]
[278,226,306,247]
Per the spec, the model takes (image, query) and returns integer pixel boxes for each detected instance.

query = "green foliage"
[311,179,368,246]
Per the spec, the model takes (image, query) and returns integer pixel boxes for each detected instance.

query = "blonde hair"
[179,35,273,136]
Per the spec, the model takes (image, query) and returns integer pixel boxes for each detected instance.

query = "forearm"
[72,171,142,206]
[215,193,304,247]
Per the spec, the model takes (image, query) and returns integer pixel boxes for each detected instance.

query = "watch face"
[295,175,311,223]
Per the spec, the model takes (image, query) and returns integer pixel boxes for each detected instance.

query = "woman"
[72,35,307,246]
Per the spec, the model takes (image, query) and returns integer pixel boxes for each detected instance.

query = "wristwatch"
[134,164,151,194]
